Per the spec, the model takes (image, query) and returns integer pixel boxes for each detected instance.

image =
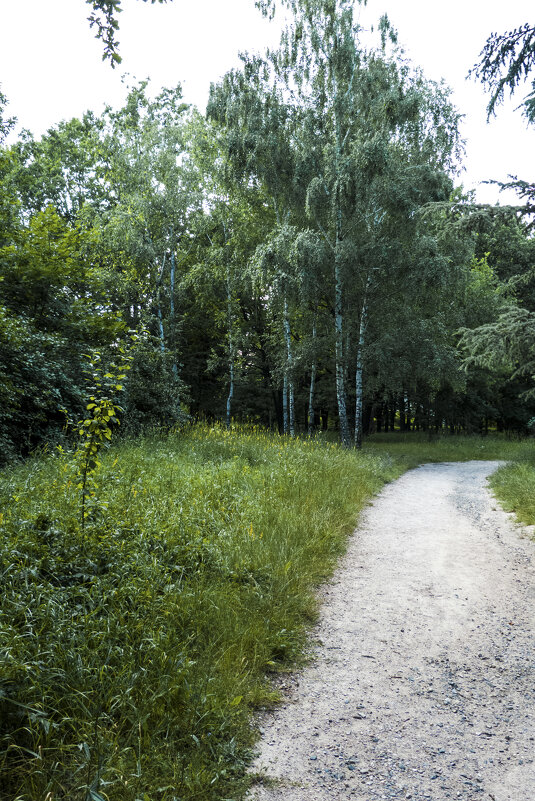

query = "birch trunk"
[354,278,370,449]
[227,358,234,430]
[157,302,165,354]
[282,374,289,435]
[170,249,178,376]
[226,271,234,430]
[333,71,351,448]
[354,302,367,449]
[334,251,351,447]
[308,319,317,436]
[283,295,295,437]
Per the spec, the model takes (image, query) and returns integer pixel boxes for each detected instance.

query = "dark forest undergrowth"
[0,425,532,801]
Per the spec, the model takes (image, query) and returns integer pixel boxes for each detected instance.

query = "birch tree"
[209,57,309,433]
[269,1,462,446]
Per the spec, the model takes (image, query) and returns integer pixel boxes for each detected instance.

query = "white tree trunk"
[283,374,289,434]
[334,252,351,447]
[157,303,165,354]
[354,277,371,449]
[333,76,351,448]
[354,303,367,449]
[283,295,295,437]
[170,249,178,376]
[226,272,234,430]
[308,319,317,436]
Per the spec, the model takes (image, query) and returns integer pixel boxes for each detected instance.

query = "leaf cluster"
[85,0,170,65]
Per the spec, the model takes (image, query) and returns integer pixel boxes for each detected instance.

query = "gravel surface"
[248,461,535,801]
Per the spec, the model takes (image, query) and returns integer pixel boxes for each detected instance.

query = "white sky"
[0,0,533,205]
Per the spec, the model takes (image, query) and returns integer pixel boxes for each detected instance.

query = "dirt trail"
[248,461,535,801]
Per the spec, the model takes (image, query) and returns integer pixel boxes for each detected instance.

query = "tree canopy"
[1,1,534,465]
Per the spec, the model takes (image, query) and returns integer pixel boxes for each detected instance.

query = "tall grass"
[0,424,399,801]
[489,460,535,527]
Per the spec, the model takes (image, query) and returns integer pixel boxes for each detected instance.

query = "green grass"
[1,425,533,801]
[489,460,535,527]
[0,423,399,801]
[363,430,534,468]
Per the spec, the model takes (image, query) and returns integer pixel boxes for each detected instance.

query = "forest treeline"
[2,0,535,461]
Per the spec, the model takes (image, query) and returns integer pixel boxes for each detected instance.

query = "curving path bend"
[249,461,535,801]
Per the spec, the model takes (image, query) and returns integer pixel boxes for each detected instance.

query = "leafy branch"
[72,334,141,531]
[470,23,535,121]
[85,0,171,65]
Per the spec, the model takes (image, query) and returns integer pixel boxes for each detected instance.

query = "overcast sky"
[1,0,533,205]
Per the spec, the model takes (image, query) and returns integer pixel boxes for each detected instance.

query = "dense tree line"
[1,0,534,463]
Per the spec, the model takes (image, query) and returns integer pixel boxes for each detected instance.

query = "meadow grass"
[1,425,533,801]
[488,460,535,527]
[362,430,533,468]
[0,424,399,801]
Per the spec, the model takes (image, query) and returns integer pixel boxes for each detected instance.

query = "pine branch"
[470,23,535,121]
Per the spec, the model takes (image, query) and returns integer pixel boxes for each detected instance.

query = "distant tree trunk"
[333,88,351,449]
[354,282,370,449]
[226,271,234,430]
[308,319,317,436]
[383,401,390,433]
[226,358,234,430]
[376,404,382,433]
[283,374,289,434]
[274,389,284,433]
[334,252,351,447]
[157,302,165,354]
[354,334,364,448]
[283,295,295,437]
[364,402,373,435]
[170,249,178,376]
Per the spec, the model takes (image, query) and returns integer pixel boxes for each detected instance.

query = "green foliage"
[0,424,397,800]
[85,0,172,65]
[70,346,133,530]
[2,3,535,457]
[471,22,535,122]
[122,339,189,433]
[0,203,125,461]
[470,20,535,221]
[460,306,535,398]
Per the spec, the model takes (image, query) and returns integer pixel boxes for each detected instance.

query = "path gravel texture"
[248,461,535,801]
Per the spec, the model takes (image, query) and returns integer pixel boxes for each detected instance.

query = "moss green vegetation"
[0,424,399,801]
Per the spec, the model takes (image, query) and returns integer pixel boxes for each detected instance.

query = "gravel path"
[248,461,535,801]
